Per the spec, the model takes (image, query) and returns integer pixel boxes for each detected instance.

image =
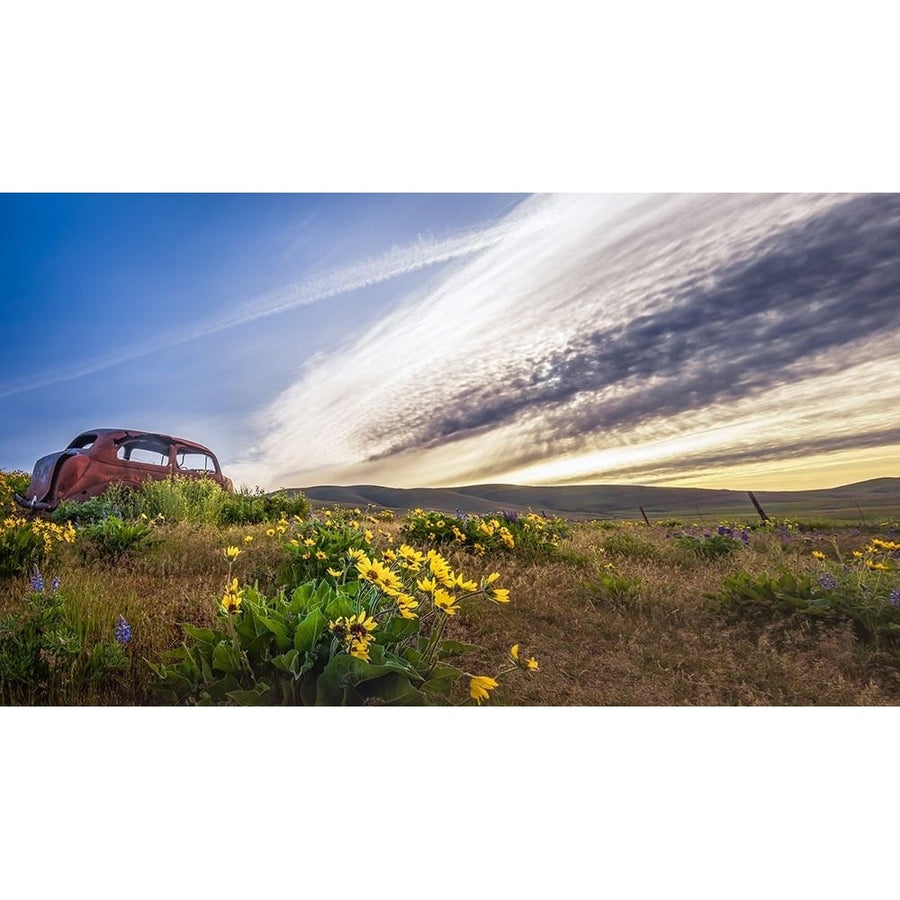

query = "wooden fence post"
[748,491,769,523]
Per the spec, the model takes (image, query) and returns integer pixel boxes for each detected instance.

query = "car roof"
[71,428,218,455]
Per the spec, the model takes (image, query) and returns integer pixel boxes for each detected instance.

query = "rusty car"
[15,428,233,511]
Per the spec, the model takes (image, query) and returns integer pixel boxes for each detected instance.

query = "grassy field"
[3,469,900,706]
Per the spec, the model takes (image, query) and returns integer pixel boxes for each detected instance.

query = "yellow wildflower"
[395,593,419,619]
[221,578,244,614]
[315,551,327,560]
[811,550,826,560]
[469,675,498,705]
[491,588,510,604]
[266,528,276,537]
[454,573,478,592]
[224,546,241,561]
[526,656,539,672]
[484,572,501,587]
[433,589,460,616]
[243,535,254,544]
[510,643,520,661]
[417,576,437,593]
[365,530,374,542]
[326,567,343,577]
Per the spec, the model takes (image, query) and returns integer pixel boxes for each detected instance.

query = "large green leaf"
[288,582,317,614]
[361,672,427,705]
[377,616,419,645]
[294,609,326,654]
[255,613,291,650]
[227,683,272,705]
[182,624,222,644]
[270,649,301,677]
[212,642,243,676]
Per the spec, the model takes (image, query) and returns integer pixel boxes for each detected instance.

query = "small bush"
[0,470,30,514]
[583,568,642,606]
[51,483,141,525]
[709,566,900,653]
[600,531,662,561]
[673,533,745,560]
[401,509,568,558]
[79,516,157,564]
[0,516,77,578]
[218,487,310,526]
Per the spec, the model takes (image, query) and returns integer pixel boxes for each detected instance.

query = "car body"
[15,428,233,511]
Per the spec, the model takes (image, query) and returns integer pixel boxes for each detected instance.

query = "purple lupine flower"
[49,576,60,592]
[30,567,44,593]
[818,574,838,591]
[890,587,900,609]
[114,615,132,645]
[740,530,750,544]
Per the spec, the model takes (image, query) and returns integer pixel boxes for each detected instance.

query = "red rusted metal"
[15,428,233,511]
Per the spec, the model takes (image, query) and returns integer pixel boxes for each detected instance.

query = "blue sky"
[3,192,900,492]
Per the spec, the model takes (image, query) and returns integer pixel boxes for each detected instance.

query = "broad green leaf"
[361,672,427,706]
[294,609,326,654]
[255,614,291,649]
[182,624,221,644]
[227,683,272,705]
[271,649,300,676]
[212,642,242,675]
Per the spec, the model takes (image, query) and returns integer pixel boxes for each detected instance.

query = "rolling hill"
[292,477,900,523]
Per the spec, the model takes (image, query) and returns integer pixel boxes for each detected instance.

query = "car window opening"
[116,438,170,467]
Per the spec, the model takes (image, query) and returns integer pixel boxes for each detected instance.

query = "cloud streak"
[230,193,900,491]
[0,204,534,399]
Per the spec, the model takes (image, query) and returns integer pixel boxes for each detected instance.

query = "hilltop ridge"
[291,477,900,522]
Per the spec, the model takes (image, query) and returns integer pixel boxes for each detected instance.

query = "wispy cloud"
[0,204,533,399]
[229,192,900,491]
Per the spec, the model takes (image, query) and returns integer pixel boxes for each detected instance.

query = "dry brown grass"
[443,523,900,706]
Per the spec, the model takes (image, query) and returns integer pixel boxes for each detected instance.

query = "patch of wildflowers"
[30,567,44,593]
[115,615,132,644]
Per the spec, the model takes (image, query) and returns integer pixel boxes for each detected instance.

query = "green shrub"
[0,470,30,514]
[0,517,77,578]
[583,569,642,606]
[600,531,662,561]
[708,568,900,651]
[51,483,141,525]
[79,516,157,564]
[400,509,568,558]
[279,519,372,590]
[673,533,744,560]
[218,487,309,525]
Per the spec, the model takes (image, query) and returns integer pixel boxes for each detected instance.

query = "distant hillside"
[293,477,900,522]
